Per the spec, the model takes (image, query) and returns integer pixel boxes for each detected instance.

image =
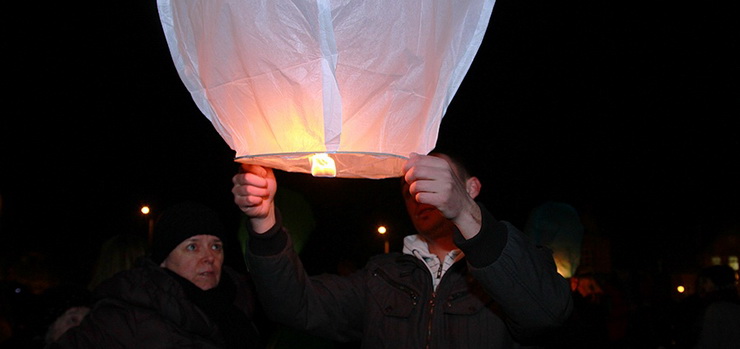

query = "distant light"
[141,206,151,215]
[729,256,739,271]
[377,226,387,235]
[677,285,685,293]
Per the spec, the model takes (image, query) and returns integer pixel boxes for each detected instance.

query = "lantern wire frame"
[236,151,407,179]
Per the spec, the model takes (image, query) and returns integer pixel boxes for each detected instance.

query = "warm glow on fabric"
[157,0,495,178]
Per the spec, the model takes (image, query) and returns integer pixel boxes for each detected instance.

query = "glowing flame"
[310,153,337,177]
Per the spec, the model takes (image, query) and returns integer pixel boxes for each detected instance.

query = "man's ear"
[465,176,482,199]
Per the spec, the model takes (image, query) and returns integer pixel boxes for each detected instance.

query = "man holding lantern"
[232,152,572,348]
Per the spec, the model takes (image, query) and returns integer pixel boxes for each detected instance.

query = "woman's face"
[161,234,224,290]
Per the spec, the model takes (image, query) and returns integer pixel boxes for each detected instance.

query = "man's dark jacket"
[247,204,573,348]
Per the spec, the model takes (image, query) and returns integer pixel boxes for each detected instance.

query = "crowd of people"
[1,151,738,348]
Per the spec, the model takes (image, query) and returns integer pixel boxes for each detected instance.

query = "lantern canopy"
[157,0,495,178]
[524,202,584,279]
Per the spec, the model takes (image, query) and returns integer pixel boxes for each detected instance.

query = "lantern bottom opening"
[235,152,408,179]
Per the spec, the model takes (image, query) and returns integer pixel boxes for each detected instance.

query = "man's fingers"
[232,183,270,198]
[233,170,270,188]
[238,163,269,177]
[413,192,441,208]
[402,152,421,173]
[234,194,261,207]
[404,154,450,182]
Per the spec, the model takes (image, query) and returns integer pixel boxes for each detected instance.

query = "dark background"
[1,0,738,284]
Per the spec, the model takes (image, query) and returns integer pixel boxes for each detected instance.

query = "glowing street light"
[378,226,389,254]
[141,205,154,242]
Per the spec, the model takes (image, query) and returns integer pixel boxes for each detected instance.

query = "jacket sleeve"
[453,203,573,340]
[245,210,364,342]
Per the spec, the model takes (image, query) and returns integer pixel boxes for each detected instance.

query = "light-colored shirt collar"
[402,234,463,290]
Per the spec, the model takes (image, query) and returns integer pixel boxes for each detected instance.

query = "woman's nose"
[201,250,216,263]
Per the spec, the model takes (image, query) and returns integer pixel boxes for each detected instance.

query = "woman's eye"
[211,244,223,251]
[186,244,196,251]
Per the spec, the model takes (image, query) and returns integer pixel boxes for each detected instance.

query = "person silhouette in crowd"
[87,233,148,292]
[43,233,149,346]
[692,264,740,349]
[0,249,69,349]
[232,151,573,348]
[48,201,265,348]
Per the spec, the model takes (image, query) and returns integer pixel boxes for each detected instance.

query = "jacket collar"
[402,234,464,290]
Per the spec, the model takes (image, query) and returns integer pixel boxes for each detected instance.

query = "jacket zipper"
[373,260,448,348]
[425,291,437,349]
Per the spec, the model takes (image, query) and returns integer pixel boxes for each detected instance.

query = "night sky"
[2,0,738,283]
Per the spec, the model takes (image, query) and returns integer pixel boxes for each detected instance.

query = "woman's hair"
[87,234,148,291]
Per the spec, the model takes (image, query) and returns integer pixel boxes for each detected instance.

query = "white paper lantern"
[158,0,495,178]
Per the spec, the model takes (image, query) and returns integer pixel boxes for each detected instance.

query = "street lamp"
[377,225,389,254]
[141,205,154,243]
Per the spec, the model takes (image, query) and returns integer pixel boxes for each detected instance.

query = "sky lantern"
[524,202,584,278]
[157,0,495,179]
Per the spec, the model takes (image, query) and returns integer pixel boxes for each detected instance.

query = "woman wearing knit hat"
[48,201,266,349]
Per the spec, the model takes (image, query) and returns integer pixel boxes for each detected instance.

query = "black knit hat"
[150,201,226,265]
